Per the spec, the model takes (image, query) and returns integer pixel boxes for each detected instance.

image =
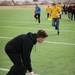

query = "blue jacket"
[35,6,41,14]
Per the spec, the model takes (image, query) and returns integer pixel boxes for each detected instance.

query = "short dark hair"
[36,29,48,38]
[52,3,56,6]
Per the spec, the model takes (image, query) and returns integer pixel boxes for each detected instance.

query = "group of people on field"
[34,3,75,35]
[46,3,75,21]
[46,2,62,35]
[63,3,75,21]
[34,2,62,35]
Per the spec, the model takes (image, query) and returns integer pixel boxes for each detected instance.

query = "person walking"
[51,3,62,35]
[5,29,48,75]
[72,3,75,20]
[34,4,41,24]
[67,4,72,21]
[46,5,51,19]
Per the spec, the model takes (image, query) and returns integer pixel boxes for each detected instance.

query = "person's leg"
[7,65,24,75]
[5,51,25,75]
[47,13,49,18]
[68,13,70,20]
[52,18,56,27]
[74,12,75,20]
[70,13,72,20]
[60,14,61,19]
[19,69,26,75]
[71,13,73,20]
[47,13,48,18]
[38,14,40,23]
[68,13,72,20]
[34,14,37,20]
[56,18,60,35]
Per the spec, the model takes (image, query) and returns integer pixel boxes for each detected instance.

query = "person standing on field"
[67,4,72,21]
[5,29,48,75]
[51,3,62,35]
[46,5,51,19]
[72,3,75,20]
[34,3,41,24]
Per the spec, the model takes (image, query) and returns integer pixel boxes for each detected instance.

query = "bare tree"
[12,0,15,5]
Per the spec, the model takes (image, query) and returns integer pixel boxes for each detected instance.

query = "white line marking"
[0,20,31,23]
[0,19,75,26]
[0,36,75,46]
[26,73,39,75]
[0,26,75,33]
[0,68,9,71]
[0,68,39,75]
[44,41,75,46]
[0,36,12,39]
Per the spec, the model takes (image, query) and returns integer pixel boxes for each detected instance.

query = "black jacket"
[5,32,37,72]
[67,6,72,13]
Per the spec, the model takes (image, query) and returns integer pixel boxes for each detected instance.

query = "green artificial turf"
[0,8,75,75]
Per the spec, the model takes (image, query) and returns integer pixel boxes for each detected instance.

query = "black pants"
[47,13,49,18]
[5,50,27,75]
[34,13,40,23]
[72,12,75,20]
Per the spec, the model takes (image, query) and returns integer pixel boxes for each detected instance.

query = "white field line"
[0,36,75,46]
[0,19,48,25]
[0,68,9,71]
[0,68,39,75]
[0,36,12,39]
[44,41,75,46]
[0,19,75,26]
[0,26,75,33]
[0,19,31,23]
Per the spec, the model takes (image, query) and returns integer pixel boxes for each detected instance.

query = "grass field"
[0,7,75,75]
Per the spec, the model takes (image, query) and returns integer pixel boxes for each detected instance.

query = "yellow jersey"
[51,6,61,18]
[57,4,63,11]
[46,7,51,13]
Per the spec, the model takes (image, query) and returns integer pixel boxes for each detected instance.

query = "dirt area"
[0,5,47,9]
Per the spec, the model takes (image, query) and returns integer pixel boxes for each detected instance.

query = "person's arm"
[22,37,33,72]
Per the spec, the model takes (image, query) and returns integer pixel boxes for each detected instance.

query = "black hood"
[27,32,37,44]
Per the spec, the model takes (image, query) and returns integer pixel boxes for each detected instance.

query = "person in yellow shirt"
[51,3,62,35]
[46,5,51,18]
[57,2,63,19]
